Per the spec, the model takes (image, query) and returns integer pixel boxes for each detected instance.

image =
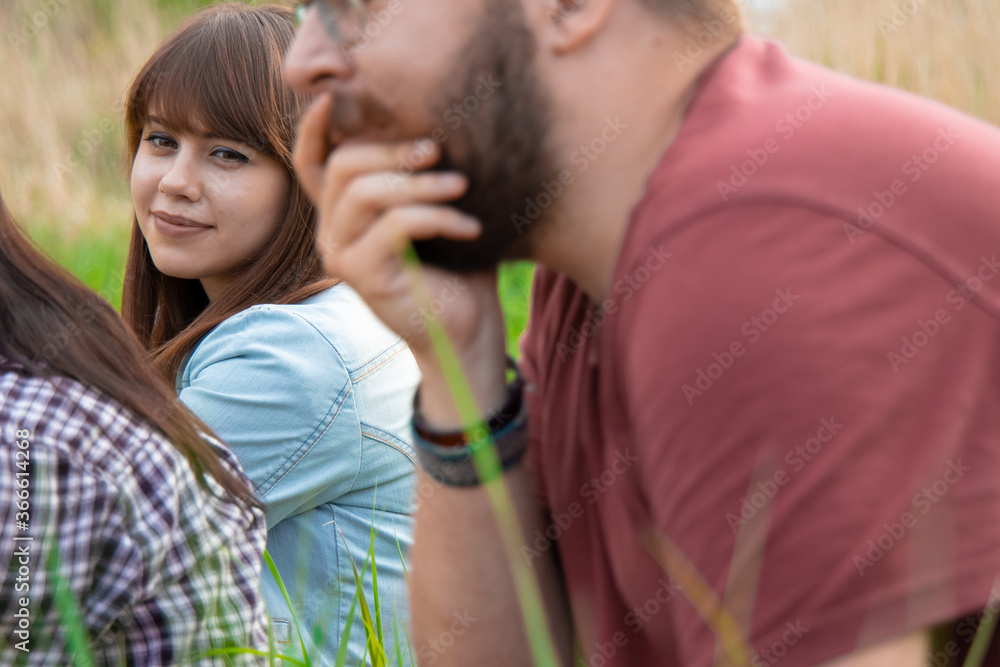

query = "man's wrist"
[411,357,529,486]
[410,343,508,431]
[413,357,524,447]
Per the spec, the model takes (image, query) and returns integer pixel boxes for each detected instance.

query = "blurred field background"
[1,0,998,353]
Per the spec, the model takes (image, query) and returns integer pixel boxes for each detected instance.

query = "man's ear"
[542,0,618,54]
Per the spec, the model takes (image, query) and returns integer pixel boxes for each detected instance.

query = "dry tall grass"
[0,0,996,239]
[0,0,200,234]
[762,0,999,126]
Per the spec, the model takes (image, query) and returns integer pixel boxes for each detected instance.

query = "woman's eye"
[144,133,175,149]
[213,148,250,163]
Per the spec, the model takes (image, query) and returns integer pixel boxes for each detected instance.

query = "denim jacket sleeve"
[177,305,362,529]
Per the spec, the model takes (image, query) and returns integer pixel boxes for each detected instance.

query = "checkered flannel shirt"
[0,356,269,665]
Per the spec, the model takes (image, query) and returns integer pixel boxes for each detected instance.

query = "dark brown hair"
[122,3,335,383]
[0,192,260,509]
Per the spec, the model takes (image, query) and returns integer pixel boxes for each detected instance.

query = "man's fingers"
[377,205,482,252]
[334,139,440,176]
[326,171,470,248]
[317,139,443,217]
[292,93,334,202]
[327,205,481,278]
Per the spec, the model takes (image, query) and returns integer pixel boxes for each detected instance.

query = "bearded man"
[286,0,1000,664]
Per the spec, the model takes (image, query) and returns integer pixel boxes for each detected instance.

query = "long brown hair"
[122,3,335,382]
[0,192,260,509]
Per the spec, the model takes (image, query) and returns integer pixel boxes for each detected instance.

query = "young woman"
[121,4,419,665]
[0,191,268,664]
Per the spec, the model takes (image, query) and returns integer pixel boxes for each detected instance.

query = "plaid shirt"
[0,356,269,665]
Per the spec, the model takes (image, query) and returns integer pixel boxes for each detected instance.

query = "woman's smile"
[131,121,290,301]
[151,210,214,238]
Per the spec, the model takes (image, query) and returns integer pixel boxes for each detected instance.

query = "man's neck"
[531,30,740,303]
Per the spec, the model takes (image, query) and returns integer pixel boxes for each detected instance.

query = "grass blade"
[199,647,305,665]
[44,541,97,666]
[264,550,312,667]
[402,245,560,667]
[337,529,389,667]
[333,595,359,667]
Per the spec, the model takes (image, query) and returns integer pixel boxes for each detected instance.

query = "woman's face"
[130,114,291,301]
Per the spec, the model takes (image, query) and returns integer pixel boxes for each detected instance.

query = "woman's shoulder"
[275,283,400,344]
[181,285,417,402]
[194,284,411,378]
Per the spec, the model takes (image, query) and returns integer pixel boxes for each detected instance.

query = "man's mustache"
[326,91,396,142]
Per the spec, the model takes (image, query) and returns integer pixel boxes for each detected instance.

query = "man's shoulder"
[641,35,1000,238]
[613,35,1000,324]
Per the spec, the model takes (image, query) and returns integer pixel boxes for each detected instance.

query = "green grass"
[26,221,131,309]
[498,262,535,359]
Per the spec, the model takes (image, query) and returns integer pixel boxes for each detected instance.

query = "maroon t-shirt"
[520,35,1000,665]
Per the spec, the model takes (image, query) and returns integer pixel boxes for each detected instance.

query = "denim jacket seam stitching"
[255,382,351,497]
[348,339,408,379]
[255,314,359,497]
[343,384,365,495]
[359,426,417,465]
[352,345,407,383]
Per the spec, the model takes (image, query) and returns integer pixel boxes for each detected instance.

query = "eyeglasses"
[295,0,368,46]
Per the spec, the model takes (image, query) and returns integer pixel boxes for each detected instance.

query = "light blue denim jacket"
[177,284,419,666]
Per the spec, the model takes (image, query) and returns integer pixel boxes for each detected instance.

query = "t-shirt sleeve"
[619,204,1000,665]
[178,306,361,529]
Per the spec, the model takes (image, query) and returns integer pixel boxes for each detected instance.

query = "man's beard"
[327,1,557,272]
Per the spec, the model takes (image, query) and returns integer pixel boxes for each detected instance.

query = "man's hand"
[293,94,574,666]
[292,93,508,425]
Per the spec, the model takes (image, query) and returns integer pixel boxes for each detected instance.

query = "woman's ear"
[543,0,618,55]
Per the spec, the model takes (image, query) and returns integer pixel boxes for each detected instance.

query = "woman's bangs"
[133,22,283,157]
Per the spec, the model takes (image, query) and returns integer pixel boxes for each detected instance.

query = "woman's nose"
[158,151,202,201]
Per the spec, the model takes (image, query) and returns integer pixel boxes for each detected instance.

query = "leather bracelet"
[412,357,524,447]
[411,357,529,487]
